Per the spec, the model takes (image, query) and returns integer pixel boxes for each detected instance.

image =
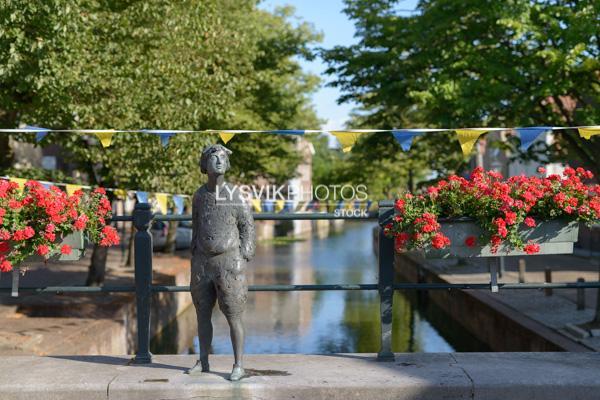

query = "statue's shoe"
[186,359,209,375]
[229,364,245,381]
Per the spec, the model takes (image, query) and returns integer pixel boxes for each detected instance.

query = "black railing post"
[377,201,395,361]
[133,203,153,364]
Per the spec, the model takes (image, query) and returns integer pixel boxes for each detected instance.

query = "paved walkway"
[0,353,598,399]
[0,248,190,355]
[420,252,600,350]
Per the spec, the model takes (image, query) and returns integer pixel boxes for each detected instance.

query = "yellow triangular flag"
[93,130,115,148]
[114,189,128,200]
[295,200,306,212]
[331,131,368,153]
[154,193,169,215]
[367,201,376,212]
[455,129,488,157]
[65,184,82,196]
[274,199,285,213]
[9,177,27,193]
[251,198,262,213]
[219,132,237,144]
[578,127,600,140]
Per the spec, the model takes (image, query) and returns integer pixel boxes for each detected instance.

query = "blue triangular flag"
[136,191,149,203]
[25,125,50,142]
[515,127,552,151]
[142,130,177,147]
[284,200,294,212]
[262,200,274,213]
[336,200,344,210]
[269,130,305,135]
[392,130,423,151]
[172,195,184,215]
[158,132,176,146]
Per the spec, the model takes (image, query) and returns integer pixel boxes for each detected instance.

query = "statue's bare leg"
[226,313,245,381]
[227,313,245,366]
[187,281,216,375]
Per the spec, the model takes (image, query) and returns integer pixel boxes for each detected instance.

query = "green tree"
[323,0,600,184]
[0,1,321,282]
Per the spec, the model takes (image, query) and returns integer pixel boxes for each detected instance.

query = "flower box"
[25,231,88,263]
[1,179,120,275]
[424,219,579,258]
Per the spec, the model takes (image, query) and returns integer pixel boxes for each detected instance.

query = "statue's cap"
[202,144,232,156]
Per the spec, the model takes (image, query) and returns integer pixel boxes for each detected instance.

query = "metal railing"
[2,200,600,363]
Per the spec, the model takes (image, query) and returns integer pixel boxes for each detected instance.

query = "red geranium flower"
[394,199,405,213]
[464,236,476,247]
[431,233,450,249]
[524,242,540,255]
[524,217,536,228]
[99,226,120,246]
[73,214,89,230]
[60,245,72,255]
[36,244,50,257]
[0,257,12,272]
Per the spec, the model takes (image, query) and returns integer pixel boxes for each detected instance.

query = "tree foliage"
[0,1,321,191]
[323,0,600,191]
[0,0,321,279]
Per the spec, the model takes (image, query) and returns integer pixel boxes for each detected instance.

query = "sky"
[259,0,419,130]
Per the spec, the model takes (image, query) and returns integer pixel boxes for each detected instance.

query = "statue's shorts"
[190,251,248,317]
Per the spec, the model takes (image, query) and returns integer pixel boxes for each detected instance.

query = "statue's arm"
[237,194,255,261]
[191,191,199,254]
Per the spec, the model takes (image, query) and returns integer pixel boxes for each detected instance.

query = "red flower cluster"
[385,167,599,254]
[389,207,451,251]
[100,226,120,247]
[0,179,119,272]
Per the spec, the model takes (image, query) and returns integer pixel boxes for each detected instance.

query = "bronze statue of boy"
[186,144,255,381]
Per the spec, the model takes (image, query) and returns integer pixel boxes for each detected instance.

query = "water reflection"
[151,221,486,354]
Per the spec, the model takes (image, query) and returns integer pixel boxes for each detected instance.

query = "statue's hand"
[240,243,254,261]
[229,257,244,274]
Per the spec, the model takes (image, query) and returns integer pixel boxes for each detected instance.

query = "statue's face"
[206,150,228,176]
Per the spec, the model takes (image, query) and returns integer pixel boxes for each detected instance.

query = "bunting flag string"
[2,176,191,214]
[1,125,596,155]
[1,175,377,215]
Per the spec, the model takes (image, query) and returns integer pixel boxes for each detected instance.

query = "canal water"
[151,221,488,354]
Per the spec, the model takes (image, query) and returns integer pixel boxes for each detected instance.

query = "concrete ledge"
[0,353,599,399]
